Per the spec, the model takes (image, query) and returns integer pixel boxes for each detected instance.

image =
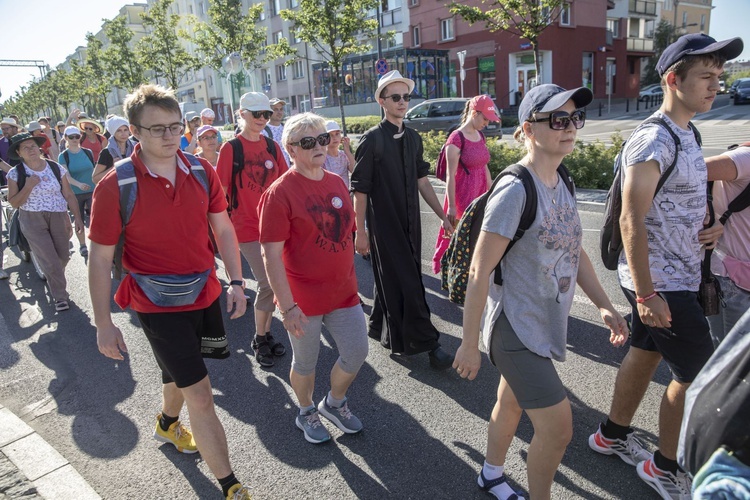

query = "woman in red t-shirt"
[259,113,368,444]
[216,92,289,369]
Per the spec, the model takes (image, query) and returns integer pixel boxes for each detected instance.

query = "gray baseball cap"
[518,84,593,123]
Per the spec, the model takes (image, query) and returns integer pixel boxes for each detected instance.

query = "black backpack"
[440,163,575,305]
[600,117,701,270]
[62,147,95,168]
[227,136,277,213]
[14,160,64,192]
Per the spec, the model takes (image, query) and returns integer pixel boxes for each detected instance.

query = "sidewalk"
[0,312,100,500]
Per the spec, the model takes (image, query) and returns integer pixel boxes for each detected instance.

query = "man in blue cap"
[588,34,743,499]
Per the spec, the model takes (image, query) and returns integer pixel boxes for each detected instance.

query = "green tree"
[449,0,564,82]
[280,0,380,134]
[136,0,200,90]
[189,0,275,109]
[78,33,115,118]
[641,20,675,86]
[103,16,146,93]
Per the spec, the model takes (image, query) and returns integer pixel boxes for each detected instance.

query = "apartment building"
[660,0,712,34]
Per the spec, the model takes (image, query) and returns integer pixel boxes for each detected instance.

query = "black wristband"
[229,280,244,288]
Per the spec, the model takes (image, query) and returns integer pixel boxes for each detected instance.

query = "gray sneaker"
[295,408,331,444]
[318,397,363,434]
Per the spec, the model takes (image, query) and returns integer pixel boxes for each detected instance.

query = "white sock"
[326,391,345,408]
[481,461,521,500]
[299,404,315,415]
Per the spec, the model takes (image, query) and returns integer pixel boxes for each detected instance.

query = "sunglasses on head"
[527,109,586,130]
[291,133,331,149]
[250,110,273,120]
[67,135,81,140]
[384,93,412,103]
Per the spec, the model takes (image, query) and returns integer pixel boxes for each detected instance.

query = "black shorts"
[622,288,714,383]
[137,299,225,388]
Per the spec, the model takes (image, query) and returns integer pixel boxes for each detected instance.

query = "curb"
[0,313,100,500]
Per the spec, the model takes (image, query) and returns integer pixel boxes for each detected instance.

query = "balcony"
[627,37,654,52]
[629,0,656,16]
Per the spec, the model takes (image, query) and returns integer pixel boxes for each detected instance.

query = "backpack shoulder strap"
[46,160,63,191]
[81,147,95,166]
[263,135,277,161]
[63,150,70,166]
[13,165,27,191]
[639,117,682,196]
[182,153,209,194]
[115,158,138,226]
[557,163,575,197]
[228,137,244,211]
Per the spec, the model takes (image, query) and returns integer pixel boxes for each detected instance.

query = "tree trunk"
[533,43,542,86]
[333,62,347,135]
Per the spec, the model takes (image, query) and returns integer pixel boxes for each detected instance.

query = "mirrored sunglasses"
[291,133,331,150]
[528,110,586,130]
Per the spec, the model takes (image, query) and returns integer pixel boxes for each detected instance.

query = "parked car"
[639,86,664,102]
[404,97,502,138]
[734,80,750,105]
[729,78,750,98]
[719,80,726,94]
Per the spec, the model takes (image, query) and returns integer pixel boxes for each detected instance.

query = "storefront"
[507,50,551,106]
[311,48,451,108]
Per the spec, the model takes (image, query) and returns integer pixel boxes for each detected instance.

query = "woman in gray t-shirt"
[453,85,629,500]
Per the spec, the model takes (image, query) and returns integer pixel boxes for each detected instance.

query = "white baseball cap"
[240,92,272,112]
[325,120,341,132]
[200,108,215,119]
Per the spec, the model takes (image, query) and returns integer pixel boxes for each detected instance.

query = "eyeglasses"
[250,110,273,120]
[291,133,331,149]
[84,127,94,132]
[384,94,412,103]
[135,122,185,138]
[527,110,586,130]
[199,134,218,140]
[67,135,81,140]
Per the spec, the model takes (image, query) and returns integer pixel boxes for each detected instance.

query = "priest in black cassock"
[351,70,455,370]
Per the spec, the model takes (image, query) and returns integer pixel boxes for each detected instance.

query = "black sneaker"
[428,347,454,370]
[251,337,274,367]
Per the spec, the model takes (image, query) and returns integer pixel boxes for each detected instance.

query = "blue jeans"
[707,275,750,347]
[694,447,750,499]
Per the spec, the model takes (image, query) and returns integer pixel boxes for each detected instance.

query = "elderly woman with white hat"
[92,116,136,185]
[6,132,84,311]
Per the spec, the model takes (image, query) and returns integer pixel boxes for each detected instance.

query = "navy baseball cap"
[657,34,743,77]
[518,84,593,123]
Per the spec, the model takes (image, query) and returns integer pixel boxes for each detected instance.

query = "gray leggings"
[288,305,369,376]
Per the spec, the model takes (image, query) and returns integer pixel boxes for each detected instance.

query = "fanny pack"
[131,269,212,308]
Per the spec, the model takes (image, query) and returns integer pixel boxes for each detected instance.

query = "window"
[261,68,271,86]
[257,3,265,20]
[440,18,454,41]
[540,0,551,24]
[412,25,420,47]
[272,0,281,16]
[276,64,287,81]
[290,0,299,7]
[199,2,204,15]
[209,75,213,87]
[410,0,418,6]
[189,4,193,14]
[700,14,705,31]
[293,27,302,44]
[261,38,268,54]
[560,3,571,25]
[273,30,284,44]
[682,11,687,27]
[607,18,620,38]
[293,60,304,79]
[645,19,655,38]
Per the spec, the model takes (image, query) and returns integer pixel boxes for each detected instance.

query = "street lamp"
[457,50,466,98]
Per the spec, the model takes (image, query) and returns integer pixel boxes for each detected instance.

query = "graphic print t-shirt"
[217,135,288,242]
[617,111,706,292]
[480,169,581,362]
[259,170,359,316]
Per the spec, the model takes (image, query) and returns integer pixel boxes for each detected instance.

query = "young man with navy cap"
[588,33,743,499]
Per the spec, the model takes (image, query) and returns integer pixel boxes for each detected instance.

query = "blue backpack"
[112,153,209,280]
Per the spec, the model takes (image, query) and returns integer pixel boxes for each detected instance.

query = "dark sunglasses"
[67,135,81,140]
[291,133,331,149]
[527,110,586,130]
[384,93,412,103]
[250,110,273,120]
[84,127,94,131]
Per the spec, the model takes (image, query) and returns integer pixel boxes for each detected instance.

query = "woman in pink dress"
[432,95,498,274]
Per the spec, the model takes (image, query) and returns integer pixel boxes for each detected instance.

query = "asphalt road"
[0,187,677,500]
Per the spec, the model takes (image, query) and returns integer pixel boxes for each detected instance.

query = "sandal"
[266,332,286,357]
[251,337,274,367]
[477,471,522,500]
[55,300,70,312]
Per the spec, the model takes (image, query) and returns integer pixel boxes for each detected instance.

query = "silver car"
[404,98,502,137]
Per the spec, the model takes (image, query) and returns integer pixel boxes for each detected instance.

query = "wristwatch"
[229,280,245,289]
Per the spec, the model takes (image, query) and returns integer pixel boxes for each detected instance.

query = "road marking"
[574,293,631,315]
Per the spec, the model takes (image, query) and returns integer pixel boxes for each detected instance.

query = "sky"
[0,0,748,105]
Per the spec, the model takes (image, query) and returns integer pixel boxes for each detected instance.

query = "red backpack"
[435,130,484,181]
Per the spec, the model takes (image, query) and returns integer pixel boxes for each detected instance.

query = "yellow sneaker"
[226,484,252,499]
[153,413,198,454]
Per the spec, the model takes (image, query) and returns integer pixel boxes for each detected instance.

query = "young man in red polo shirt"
[87,84,251,500]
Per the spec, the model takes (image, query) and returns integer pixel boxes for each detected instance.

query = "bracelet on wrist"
[229,279,244,289]
[636,291,658,304]
[281,303,298,315]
